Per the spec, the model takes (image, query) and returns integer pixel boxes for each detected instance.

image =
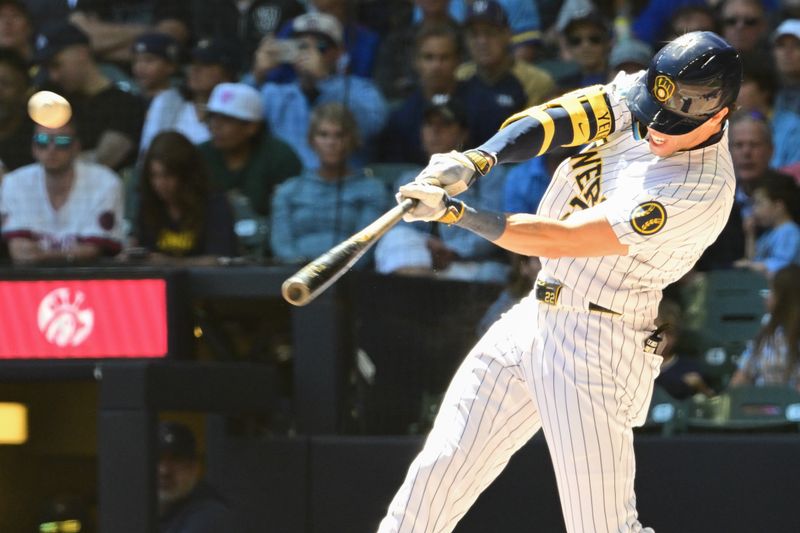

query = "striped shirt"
[738,329,800,388]
[537,72,736,321]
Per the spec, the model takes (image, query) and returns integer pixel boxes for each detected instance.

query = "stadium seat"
[685,385,800,433]
[639,385,685,436]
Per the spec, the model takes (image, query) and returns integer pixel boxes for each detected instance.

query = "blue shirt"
[460,72,528,145]
[260,74,388,170]
[771,110,800,168]
[270,169,389,263]
[754,220,800,273]
[503,157,550,214]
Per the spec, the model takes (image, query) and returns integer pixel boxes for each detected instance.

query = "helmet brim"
[627,80,705,136]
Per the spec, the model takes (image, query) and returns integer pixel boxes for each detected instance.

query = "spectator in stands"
[720,0,771,64]
[379,24,465,165]
[737,57,778,119]
[140,37,241,153]
[456,0,554,145]
[199,82,301,221]
[374,98,509,282]
[729,112,784,219]
[654,297,715,400]
[413,0,542,63]
[735,173,800,275]
[659,4,719,44]
[191,0,305,65]
[0,0,33,63]
[157,421,231,532]
[260,12,387,169]
[607,38,652,77]
[28,0,191,65]
[558,9,612,87]
[306,0,380,78]
[131,131,236,262]
[770,20,800,170]
[270,103,387,265]
[730,264,800,390]
[0,120,124,264]
[0,48,34,175]
[502,145,581,216]
[34,22,145,171]
[373,0,459,102]
[131,32,182,101]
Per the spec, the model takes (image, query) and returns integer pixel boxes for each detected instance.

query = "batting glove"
[415,149,495,196]
[398,182,465,224]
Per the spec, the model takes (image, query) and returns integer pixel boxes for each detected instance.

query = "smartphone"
[276,39,300,63]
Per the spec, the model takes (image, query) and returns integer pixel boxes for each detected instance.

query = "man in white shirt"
[0,121,124,264]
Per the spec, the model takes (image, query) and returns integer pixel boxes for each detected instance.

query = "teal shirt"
[199,132,302,216]
[270,169,389,264]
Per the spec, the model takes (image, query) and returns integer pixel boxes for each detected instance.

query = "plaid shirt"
[738,327,800,388]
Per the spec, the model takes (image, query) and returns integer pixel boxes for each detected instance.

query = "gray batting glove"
[397,182,448,222]
[414,150,494,196]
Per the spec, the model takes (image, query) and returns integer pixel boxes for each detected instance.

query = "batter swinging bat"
[281,198,416,306]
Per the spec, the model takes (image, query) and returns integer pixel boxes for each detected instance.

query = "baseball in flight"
[27,90,72,129]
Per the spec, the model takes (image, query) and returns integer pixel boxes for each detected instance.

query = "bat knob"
[282,277,311,306]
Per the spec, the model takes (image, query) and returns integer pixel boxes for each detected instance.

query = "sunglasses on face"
[567,34,605,47]
[33,133,75,149]
[723,16,760,27]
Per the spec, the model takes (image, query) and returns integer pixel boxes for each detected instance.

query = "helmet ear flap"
[632,118,647,141]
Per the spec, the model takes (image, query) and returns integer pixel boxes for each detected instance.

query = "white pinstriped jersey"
[536,71,736,321]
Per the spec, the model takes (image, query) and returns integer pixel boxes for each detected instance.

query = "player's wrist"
[449,202,507,242]
[462,149,496,177]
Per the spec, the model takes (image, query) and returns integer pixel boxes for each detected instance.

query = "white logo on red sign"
[37,288,94,347]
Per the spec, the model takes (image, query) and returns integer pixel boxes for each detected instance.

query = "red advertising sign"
[0,279,168,358]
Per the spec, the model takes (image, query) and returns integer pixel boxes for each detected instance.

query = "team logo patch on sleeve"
[630,201,667,235]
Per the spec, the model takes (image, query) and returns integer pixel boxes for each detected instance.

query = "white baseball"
[27,90,72,129]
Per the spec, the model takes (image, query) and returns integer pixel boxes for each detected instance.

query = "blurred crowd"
[0,1,798,385]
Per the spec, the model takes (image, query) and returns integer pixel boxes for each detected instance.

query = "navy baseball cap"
[158,421,197,460]
[465,0,509,28]
[423,95,469,128]
[191,37,242,75]
[133,32,182,63]
[34,21,90,63]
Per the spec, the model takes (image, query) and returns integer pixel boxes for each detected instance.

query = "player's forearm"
[478,85,615,165]
[449,202,627,258]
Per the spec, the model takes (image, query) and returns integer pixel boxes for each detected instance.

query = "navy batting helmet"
[627,31,742,136]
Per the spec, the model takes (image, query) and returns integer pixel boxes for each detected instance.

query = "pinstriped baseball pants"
[377,296,661,533]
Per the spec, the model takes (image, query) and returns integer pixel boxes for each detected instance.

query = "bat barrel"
[281,277,311,306]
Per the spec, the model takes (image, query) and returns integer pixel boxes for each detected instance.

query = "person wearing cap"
[412,0,543,63]
[558,8,613,87]
[378,31,741,533]
[771,19,800,170]
[456,0,555,145]
[270,102,388,264]
[34,21,145,171]
[139,37,241,154]
[191,0,305,65]
[198,82,301,223]
[0,0,33,63]
[378,23,468,165]
[608,38,653,78]
[375,96,509,282]
[260,12,387,170]
[131,32,182,101]
[157,421,231,533]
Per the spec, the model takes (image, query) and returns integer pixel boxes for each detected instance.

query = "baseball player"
[378,31,741,533]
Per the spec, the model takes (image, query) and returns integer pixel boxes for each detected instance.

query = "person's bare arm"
[90,131,135,170]
[728,369,752,388]
[8,238,102,264]
[69,12,149,62]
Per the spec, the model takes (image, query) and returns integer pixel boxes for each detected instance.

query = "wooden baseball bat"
[281,198,416,306]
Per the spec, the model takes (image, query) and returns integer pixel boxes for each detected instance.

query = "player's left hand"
[398,182,447,222]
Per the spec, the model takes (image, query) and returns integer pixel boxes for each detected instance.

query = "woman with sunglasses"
[131,131,236,263]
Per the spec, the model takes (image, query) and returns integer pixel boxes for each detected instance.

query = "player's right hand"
[415,150,494,196]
